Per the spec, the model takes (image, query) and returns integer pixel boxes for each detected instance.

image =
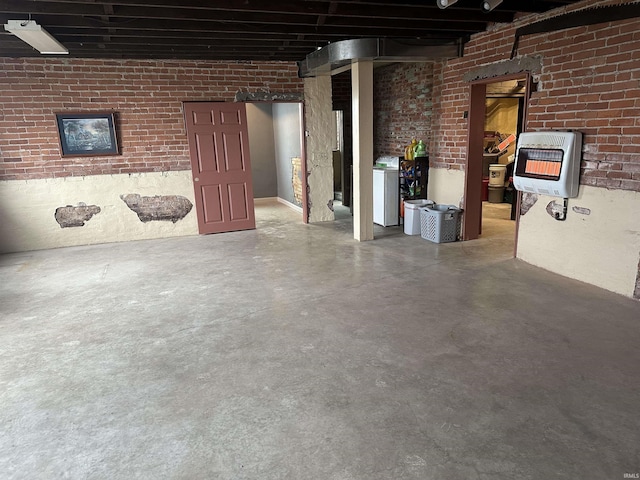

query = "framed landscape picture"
[56,112,119,156]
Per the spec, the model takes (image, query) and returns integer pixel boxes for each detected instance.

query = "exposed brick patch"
[54,204,101,228]
[327,199,334,212]
[520,193,538,216]
[462,56,543,82]
[235,91,302,102]
[120,194,193,223]
[545,200,564,218]
[572,206,591,215]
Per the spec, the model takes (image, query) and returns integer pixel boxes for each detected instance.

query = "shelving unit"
[399,155,429,200]
[399,156,429,222]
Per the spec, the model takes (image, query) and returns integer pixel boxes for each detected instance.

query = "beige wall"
[0,171,198,253]
[517,186,640,298]
[427,168,465,208]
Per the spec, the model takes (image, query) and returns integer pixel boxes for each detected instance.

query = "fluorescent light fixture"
[482,0,503,12]
[437,0,459,8]
[4,19,68,54]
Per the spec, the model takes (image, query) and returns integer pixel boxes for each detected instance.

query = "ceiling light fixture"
[437,0,459,8]
[481,0,503,12]
[4,19,68,54]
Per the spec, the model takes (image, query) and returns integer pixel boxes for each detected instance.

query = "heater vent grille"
[519,133,568,149]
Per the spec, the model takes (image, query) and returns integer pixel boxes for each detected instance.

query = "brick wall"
[331,70,351,112]
[373,62,435,159]
[430,0,640,191]
[0,58,303,181]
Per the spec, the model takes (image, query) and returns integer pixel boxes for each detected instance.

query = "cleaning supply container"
[489,164,507,186]
[404,199,434,235]
[420,204,461,243]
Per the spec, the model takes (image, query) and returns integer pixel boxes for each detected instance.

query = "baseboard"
[253,197,278,205]
[276,197,303,213]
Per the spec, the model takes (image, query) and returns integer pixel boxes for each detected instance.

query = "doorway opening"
[331,70,353,222]
[245,102,307,223]
[464,74,530,249]
[184,100,307,235]
[331,109,352,220]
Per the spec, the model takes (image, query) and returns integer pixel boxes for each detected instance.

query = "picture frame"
[55,112,120,156]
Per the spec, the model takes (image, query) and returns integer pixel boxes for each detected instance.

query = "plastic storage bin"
[420,205,460,243]
[404,199,434,235]
[488,185,505,203]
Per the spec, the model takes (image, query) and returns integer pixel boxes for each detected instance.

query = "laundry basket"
[420,205,461,243]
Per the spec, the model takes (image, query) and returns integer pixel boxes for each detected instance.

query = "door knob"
[194,177,200,182]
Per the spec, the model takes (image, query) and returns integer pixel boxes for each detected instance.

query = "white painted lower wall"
[426,168,639,298]
[427,167,465,206]
[4,167,637,298]
[517,186,640,298]
[0,171,198,253]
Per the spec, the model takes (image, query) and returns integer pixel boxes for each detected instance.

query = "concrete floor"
[1,201,639,480]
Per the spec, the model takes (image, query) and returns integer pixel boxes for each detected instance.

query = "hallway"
[1,201,639,479]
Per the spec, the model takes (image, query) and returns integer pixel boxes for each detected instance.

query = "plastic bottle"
[404,139,417,160]
[413,140,427,158]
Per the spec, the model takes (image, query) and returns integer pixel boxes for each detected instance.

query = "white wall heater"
[513,131,583,198]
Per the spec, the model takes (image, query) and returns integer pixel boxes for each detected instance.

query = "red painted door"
[184,102,256,234]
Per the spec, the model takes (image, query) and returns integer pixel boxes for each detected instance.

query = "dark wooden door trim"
[463,72,531,243]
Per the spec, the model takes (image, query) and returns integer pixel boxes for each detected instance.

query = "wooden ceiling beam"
[12,0,516,23]
[0,13,482,36]
[0,0,583,61]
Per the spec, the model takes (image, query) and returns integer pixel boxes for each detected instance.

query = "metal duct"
[297,38,462,78]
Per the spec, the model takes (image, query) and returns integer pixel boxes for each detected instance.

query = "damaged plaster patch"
[327,199,334,212]
[234,91,303,102]
[120,194,193,223]
[55,203,101,228]
[545,200,564,218]
[572,206,591,216]
[463,56,542,82]
[520,193,538,216]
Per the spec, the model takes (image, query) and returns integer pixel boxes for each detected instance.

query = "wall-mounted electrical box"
[513,131,583,198]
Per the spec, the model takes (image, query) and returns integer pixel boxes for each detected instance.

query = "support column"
[303,75,335,223]
[351,60,374,241]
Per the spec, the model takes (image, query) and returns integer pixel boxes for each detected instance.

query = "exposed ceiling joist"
[0,0,585,62]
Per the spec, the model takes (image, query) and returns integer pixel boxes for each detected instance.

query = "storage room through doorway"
[245,102,306,222]
[479,78,526,243]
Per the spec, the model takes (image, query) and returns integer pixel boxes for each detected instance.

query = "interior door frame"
[463,72,532,252]
[298,102,309,224]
